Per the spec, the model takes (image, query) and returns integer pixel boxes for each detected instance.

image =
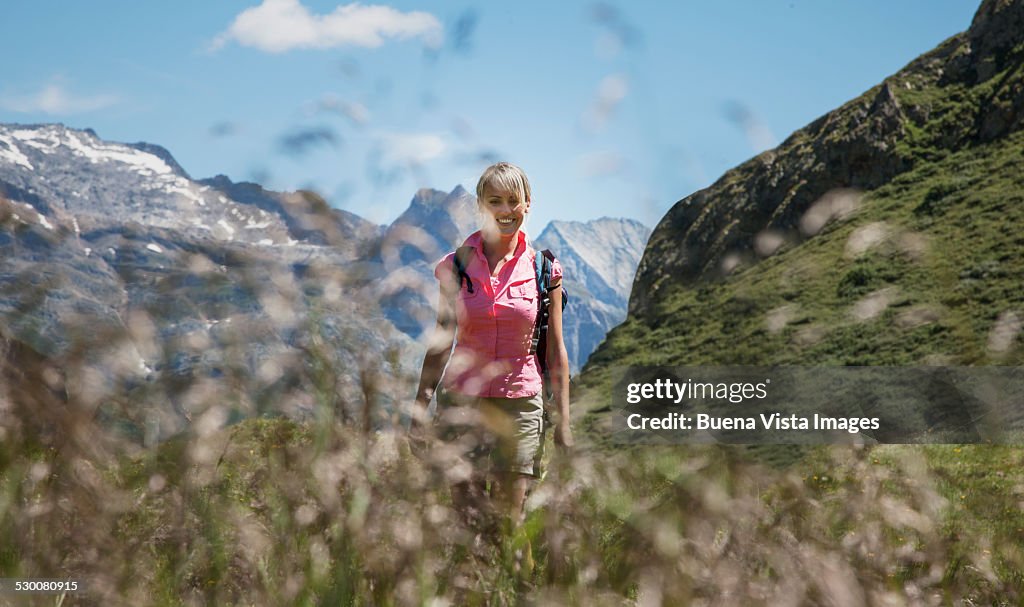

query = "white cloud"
[0,83,118,114]
[210,0,443,53]
[311,94,370,125]
[577,150,625,178]
[582,73,628,132]
[377,132,446,166]
[723,101,777,153]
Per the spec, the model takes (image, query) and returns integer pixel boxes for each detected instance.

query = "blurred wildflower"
[800,188,862,236]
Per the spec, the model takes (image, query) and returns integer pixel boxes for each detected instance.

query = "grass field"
[3,409,1024,605]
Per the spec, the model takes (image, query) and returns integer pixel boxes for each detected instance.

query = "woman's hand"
[404,400,432,458]
[553,418,573,450]
[410,281,455,457]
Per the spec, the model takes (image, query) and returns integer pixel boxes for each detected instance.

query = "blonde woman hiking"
[413,162,572,563]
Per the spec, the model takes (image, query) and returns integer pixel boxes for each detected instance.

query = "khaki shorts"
[436,390,547,477]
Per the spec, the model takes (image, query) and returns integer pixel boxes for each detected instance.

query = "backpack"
[451,246,568,402]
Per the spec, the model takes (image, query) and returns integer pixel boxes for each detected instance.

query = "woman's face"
[479,183,529,238]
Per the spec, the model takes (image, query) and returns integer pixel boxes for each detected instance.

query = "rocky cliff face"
[630,0,1024,321]
[966,0,1024,75]
[198,174,382,256]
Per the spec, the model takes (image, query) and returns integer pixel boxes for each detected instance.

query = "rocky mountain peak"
[404,186,475,223]
[410,187,448,208]
[126,141,191,179]
[536,217,650,300]
[968,0,1024,63]
[379,185,477,268]
[533,217,651,372]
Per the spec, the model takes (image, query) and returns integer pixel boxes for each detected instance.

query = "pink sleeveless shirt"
[434,230,562,398]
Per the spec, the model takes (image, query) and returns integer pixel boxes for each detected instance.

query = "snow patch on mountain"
[60,130,174,175]
[0,132,33,169]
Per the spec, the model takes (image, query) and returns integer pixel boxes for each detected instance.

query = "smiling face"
[479,183,530,238]
[475,162,532,241]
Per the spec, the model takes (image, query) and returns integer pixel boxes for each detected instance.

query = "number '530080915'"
[0,579,83,593]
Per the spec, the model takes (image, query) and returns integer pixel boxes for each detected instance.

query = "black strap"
[451,246,475,294]
[531,249,555,357]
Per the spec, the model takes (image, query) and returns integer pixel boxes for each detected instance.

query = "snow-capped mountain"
[0,123,404,442]
[534,218,651,372]
[0,124,295,245]
[534,218,650,310]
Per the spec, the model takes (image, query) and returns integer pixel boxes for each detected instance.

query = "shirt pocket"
[509,280,536,303]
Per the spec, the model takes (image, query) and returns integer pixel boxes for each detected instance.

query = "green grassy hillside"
[584,128,1024,384]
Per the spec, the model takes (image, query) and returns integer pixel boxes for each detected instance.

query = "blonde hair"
[475,162,531,204]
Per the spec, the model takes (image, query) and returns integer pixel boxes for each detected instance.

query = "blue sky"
[1,1,979,230]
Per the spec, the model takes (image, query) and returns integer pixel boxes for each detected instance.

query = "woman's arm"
[413,283,456,425]
[545,281,573,449]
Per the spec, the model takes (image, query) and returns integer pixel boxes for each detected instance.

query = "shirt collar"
[462,230,529,260]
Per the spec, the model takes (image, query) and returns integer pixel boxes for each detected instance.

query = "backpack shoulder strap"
[452,246,475,294]
[534,248,547,293]
[531,248,556,355]
[539,249,567,309]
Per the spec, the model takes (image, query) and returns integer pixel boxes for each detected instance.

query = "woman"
[413,161,572,528]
